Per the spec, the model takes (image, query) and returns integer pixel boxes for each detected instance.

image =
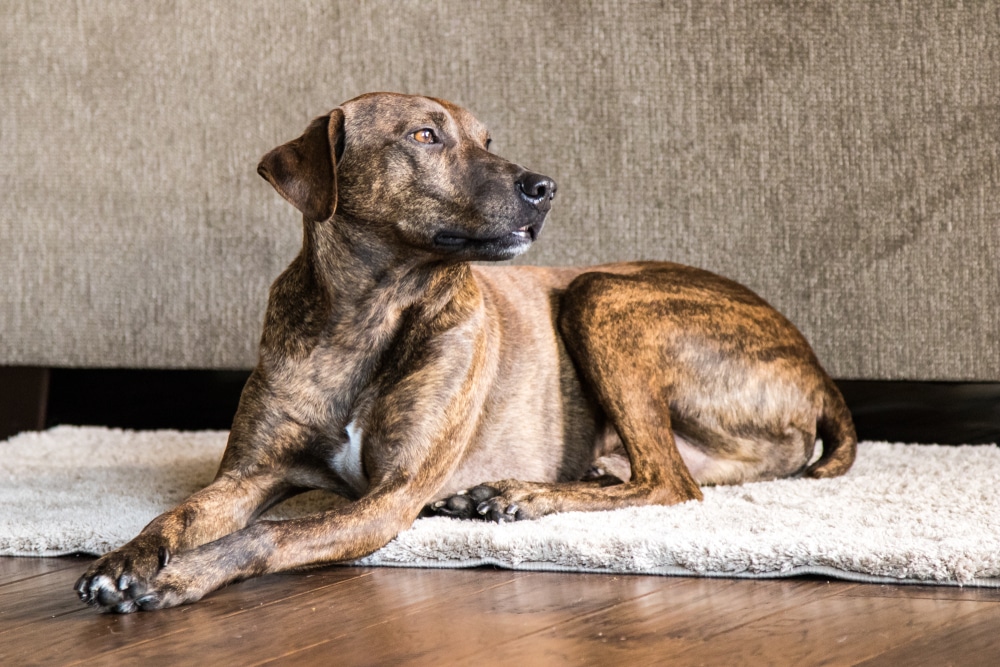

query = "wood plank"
[74,567,533,666]
[2,561,999,666]
[0,562,99,636]
[261,571,685,666]
[457,576,861,666]
[855,603,1000,666]
[0,555,89,587]
[0,564,373,666]
[661,589,991,666]
[839,582,1000,602]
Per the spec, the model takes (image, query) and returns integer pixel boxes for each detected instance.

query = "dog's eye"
[412,129,439,144]
[485,137,492,151]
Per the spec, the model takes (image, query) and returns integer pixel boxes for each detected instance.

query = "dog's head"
[258,92,556,262]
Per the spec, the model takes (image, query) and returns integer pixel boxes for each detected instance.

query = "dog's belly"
[673,432,762,485]
[440,433,598,499]
[671,406,816,486]
[590,432,722,484]
[437,364,604,497]
[541,429,813,489]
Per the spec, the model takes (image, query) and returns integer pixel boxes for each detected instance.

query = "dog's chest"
[267,349,376,496]
[284,417,370,498]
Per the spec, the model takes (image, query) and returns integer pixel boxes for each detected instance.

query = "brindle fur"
[75,92,856,612]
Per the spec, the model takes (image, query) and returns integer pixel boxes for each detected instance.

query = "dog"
[75,92,857,612]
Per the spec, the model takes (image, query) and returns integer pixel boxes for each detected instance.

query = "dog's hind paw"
[424,485,501,520]
[474,497,526,522]
[424,482,546,522]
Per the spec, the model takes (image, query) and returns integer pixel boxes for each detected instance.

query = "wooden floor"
[2,556,999,666]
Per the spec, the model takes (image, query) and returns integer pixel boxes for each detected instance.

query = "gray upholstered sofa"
[2,1,998,383]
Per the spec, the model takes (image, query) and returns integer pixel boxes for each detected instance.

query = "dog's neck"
[260,213,479,363]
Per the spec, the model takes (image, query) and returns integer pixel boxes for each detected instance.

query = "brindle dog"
[75,92,856,612]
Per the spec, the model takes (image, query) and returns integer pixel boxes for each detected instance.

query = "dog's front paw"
[74,539,171,612]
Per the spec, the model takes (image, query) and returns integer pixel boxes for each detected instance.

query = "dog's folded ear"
[258,108,345,222]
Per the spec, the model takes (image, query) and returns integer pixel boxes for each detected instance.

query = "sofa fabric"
[2,1,998,379]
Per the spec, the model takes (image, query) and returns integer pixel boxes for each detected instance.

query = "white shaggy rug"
[2,426,999,587]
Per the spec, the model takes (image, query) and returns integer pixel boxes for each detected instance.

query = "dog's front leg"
[121,333,490,611]
[74,469,290,612]
[127,419,476,610]
[127,406,481,609]
[123,481,433,610]
[75,377,309,613]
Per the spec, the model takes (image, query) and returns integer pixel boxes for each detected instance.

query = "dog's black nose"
[517,172,557,207]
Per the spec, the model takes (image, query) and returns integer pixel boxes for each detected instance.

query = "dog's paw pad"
[90,575,126,607]
[425,485,501,520]
[465,484,501,504]
[439,495,477,517]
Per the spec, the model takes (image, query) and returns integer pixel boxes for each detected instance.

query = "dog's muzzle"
[432,171,556,261]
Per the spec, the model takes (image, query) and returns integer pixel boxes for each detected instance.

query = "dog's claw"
[473,498,522,523]
[93,575,126,607]
[74,577,89,602]
[135,593,161,611]
[496,502,520,523]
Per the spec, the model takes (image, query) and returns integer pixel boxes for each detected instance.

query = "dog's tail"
[805,377,858,478]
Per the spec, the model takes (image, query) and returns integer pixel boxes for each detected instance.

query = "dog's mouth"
[433,221,541,250]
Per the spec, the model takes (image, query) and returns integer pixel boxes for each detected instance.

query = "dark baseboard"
[44,368,250,432]
[836,380,1000,445]
[2,367,999,444]
[0,367,50,439]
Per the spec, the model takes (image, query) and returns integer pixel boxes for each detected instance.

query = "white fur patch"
[330,420,368,496]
